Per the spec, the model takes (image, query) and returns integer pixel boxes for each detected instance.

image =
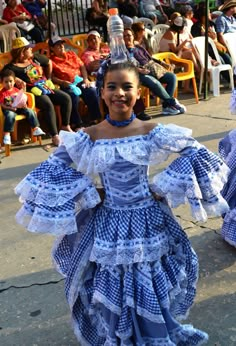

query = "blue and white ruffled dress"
[15,124,229,346]
[219,129,236,247]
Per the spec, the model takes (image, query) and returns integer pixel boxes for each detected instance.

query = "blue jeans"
[62,84,101,125]
[3,108,39,133]
[139,72,177,108]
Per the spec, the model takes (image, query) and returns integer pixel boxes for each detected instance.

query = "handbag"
[143,59,168,80]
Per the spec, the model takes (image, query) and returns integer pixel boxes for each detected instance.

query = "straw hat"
[218,0,236,11]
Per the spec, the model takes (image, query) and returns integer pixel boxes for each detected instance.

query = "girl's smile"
[101,69,140,119]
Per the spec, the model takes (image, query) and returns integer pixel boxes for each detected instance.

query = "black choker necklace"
[106,113,136,127]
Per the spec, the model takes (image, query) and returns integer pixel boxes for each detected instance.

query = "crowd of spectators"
[0,0,236,148]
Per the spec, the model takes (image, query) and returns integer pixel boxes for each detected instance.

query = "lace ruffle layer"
[15,157,101,235]
[59,124,198,175]
[62,251,205,346]
[151,147,230,222]
[53,206,198,320]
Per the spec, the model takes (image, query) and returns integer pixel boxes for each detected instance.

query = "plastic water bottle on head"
[107,8,127,64]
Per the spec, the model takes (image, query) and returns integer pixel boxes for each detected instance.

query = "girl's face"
[102,69,140,118]
[22,47,33,60]
[2,75,15,90]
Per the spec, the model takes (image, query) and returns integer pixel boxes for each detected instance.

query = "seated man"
[82,30,152,121]
[216,0,236,47]
[124,27,186,115]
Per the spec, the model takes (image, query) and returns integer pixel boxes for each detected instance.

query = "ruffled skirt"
[52,201,208,346]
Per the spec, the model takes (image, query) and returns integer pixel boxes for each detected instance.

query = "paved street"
[1,90,236,346]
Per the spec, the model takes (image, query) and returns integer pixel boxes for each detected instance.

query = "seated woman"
[85,0,108,42]
[3,0,44,43]
[159,15,200,77]
[49,36,102,128]
[124,28,186,115]
[191,5,232,82]
[141,0,169,24]
[131,21,153,54]
[4,37,73,146]
[22,0,56,36]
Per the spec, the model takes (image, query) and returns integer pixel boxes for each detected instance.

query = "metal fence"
[49,0,92,36]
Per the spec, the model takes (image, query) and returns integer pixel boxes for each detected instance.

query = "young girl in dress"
[218,92,236,247]
[15,62,230,345]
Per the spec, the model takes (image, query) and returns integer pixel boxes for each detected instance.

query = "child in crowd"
[0,69,45,145]
[15,62,229,345]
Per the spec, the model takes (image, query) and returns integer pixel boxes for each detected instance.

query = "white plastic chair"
[133,17,155,29]
[0,23,21,52]
[150,32,166,53]
[223,33,236,70]
[192,36,234,96]
[152,24,170,35]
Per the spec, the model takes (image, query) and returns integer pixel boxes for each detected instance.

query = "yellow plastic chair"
[32,41,50,57]
[0,92,42,156]
[152,52,199,103]
[0,51,12,71]
[71,34,88,51]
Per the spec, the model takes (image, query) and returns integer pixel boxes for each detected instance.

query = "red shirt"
[0,87,19,106]
[51,51,84,83]
[3,4,32,23]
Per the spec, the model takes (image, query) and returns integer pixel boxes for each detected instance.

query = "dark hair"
[103,61,140,85]
[124,27,134,35]
[0,68,15,80]
[10,46,27,63]
[131,22,145,35]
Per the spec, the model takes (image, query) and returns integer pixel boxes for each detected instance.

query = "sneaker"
[162,106,180,115]
[3,134,11,145]
[174,99,187,114]
[136,112,152,121]
[33,127,45,136]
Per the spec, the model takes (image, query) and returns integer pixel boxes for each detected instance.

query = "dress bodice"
[100,151,154,209]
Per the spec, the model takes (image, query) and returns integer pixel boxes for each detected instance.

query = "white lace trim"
[59,124,196,175]
[169,324,209,345]
[14,172,98,208]
[90,234,169,265]
[152,160,230,222]
[15,205,78,235]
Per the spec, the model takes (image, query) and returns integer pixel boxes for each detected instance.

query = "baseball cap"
[48,35,65,46]
[12,37,34,50]
[87,30,101,39]
[173,16,186,27]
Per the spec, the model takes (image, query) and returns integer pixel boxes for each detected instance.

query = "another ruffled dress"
[15,124,229,346]
[219,129,236,247]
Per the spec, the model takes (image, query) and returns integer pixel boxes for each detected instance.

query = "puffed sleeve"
[15,143,101,236]
[150,125,230,222]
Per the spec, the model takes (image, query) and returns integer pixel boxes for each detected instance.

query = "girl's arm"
[1,104,17,111]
